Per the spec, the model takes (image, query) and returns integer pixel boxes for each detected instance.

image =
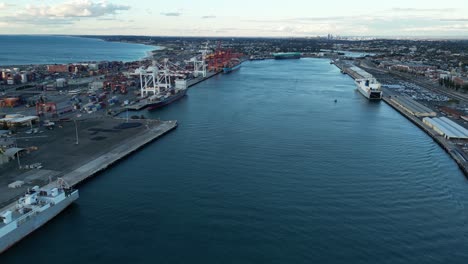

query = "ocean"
[0,35,155,66]
[2,58,468,263]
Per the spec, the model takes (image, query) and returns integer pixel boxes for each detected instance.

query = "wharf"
[125,71,221,111]
[334,62,364,79]
[382,94,468,176]
[64,120,177,187]
[332,61,468,177]
[0,118,178,208]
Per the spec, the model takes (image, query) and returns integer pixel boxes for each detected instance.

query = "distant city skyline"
[1,0,468,38]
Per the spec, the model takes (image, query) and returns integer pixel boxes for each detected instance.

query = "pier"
[125,71,221,111]
[333,62,468,177]
[64,120,177,187]
[0,118,178,209]
[382,93,468,176]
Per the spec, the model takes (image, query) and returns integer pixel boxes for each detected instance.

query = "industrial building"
[349,66,373,79]
[390,96,437,117]
[423,117,468,140]
[0,114,39,128]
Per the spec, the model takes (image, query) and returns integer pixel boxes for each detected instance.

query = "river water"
[2,58,468,263]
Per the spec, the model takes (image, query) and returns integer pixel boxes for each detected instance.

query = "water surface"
[2,58,468,264]
[0,35,155,65]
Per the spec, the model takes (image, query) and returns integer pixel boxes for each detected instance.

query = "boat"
[0,179,79,254]
[138,60,188,111]
[355,78,382,100]
[223,59,241,73]
[146,88,187,111]
[272,52,301,60]
[249,56,265,61]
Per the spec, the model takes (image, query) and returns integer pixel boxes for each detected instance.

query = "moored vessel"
[0,179,79,254]
[355,78,382,100]
[147,88,187,111]
[223,58,241,73]
[273,52,301,60]
[138,59,188,111]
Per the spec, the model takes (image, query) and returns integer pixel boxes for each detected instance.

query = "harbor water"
[2,58,468,263]
[0,35,155,66]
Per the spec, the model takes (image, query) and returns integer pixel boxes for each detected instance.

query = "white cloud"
[160,12,182,17]
[403,24,468,32]
[19,0,130,18]
[391,8,455,13]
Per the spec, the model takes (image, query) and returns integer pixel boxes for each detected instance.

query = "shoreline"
[0,35,159,67]
[0,119,178,209]
[333,61,468,177]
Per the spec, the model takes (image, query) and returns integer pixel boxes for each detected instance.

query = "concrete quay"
[64,120,177,187]
[333,61,468,177]
[0,118,177,208]
[333,61,363,79]
[125,71,221,111]
[382,94,468,176]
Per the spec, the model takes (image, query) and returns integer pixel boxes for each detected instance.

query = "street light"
[14,137,21,169]
[73,119,79,145]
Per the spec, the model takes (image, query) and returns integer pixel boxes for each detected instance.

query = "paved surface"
[0,117,177,208]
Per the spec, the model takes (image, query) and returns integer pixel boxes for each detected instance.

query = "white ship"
[350,66,382,100]
[0,179,79,254]
[355,78,382,100]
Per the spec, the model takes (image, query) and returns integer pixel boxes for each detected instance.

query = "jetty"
[332,61,468,177]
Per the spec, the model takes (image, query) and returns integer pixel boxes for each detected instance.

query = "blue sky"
[0,0,467,37]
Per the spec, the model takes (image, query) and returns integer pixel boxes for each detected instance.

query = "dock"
[334,61,364,79]
[0,118,178,209]
[332,61,468,177]
[125,71,221,111]
[64,120,177,187]
[382,94,468,175]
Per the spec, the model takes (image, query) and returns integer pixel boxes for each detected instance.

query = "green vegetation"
[439,77,468,92]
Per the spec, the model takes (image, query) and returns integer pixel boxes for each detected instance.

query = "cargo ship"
[273,52,301,60]
[223,59,241,73]
[147,88,187,111]
[355,78,382,100]
[0,179,79,254]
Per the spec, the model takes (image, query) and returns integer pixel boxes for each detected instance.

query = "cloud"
[19,0,130,18]
[201,15,216,19]
[440,18,468,22]
[391,8,455,13]
[0,16,75,25]
[160,12,182,17]
[402,23,468,32]
[1,1,130,26]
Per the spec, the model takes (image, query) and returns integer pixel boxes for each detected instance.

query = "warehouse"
[349,66,373,79]
[0,114,39,128]
[423,117,468,139]
[391,96,437,117]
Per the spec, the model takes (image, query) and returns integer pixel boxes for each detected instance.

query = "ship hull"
[147,89,187,111]
[0,190,79,254]
[274,55,301,60]
[223,64,241,73]
[357,85,382,100]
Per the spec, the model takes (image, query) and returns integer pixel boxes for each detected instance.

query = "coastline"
[333,61,468,178]
[0,35,158,67]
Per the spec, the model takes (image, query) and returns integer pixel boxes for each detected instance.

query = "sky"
[0,0,468,38]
